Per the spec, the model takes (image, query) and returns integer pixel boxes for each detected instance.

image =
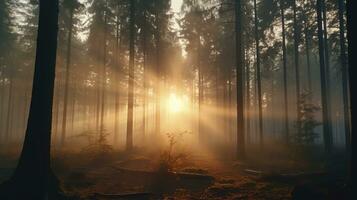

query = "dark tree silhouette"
[0,0,63,199]
[338,0,351,166]
[293,0,301,134]
[155,4,161,136]
[346,0,354,185]
[317,0,333,157]
[280,0,289,144]
[253,0,263,149]
[236,0,245,158]
[126,0,135,150]
[60,0,81,147]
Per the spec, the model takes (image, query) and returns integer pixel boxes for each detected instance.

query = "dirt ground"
[0,144,350,200]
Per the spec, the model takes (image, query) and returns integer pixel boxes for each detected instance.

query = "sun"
[167,93,183,113]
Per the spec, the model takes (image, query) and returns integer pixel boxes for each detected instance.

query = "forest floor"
[0,143,350,200]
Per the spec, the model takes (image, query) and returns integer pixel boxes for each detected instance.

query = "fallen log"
[112,166,214,182]
[93,192,154,199]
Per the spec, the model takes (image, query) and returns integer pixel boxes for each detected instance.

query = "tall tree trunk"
[281,0,289,144]
[142,11,147,140]
[317,0,333,156]
[99,10,108,140]
[22,91,29,137]
[0,0,61,198]
[293,0,301,134]
[70,81,76,133]
[253,0,263,150]
[235,0,245,158]
[245,47,250,144]
[114,7,121,144]
[155,10,161,136]
[0,73,5,138]
[5,75,13,141]
[198,37,203,141]
[322,0,333,138]
[53,76,60,142]
[345,0,353,184]
[60,7,74,147]
[338,0,351,159]
[228,75,232,142]
[126,0,135,150]
[216,65,219,123]
[304,17,312,94]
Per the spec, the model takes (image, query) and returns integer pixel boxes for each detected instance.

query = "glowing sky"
[171,0,183,13]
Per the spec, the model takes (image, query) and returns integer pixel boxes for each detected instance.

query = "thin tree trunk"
[126,0,135,150]
[317,0,333,155]
[322,0,333,139]
[198,37,202,141]
[236,0,245,158]
[155,10,161,136]
[228,76,232,142]
[338,0,351,176]
[304,18,312,93]
[0,73,5,138]
[245,47,250,144]
[281,0,289,144]
[142,11,147,140]
[5,75,13,141]
[345,0,353,184]
[100,9,108,140]
[253,0,263,150]
[114,7,121,144]
[70,81,76,133]
[53,75,60,142]
[60,7,74,146]
[293,0,301,134]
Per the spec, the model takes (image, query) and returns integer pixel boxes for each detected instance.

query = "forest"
[0,0,355,199]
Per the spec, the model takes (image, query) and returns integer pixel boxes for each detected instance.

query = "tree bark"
[99,9,108,140]
[338,0,351,163]
[245,46,250,144]
[0,0,61,199]
[345,0,353,183]
[303,17,312,94]
[317,0,333,156]
[322,0,333,139]
[155,9,161,136]
[60,6,74,147]
[281,0,289,144]
[114,6,121,144]
[253,0,263,150]
[126,0,135,150]
[142,11,147,140]
[4,75,13,141]
[235,0,245,158]
[293,0,301,134]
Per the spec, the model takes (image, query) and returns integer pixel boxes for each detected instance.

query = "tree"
[280,0,289,144]
[345,0,354,185]
[316,0,333,157]
[126,0,135,150]
[0,0,63,198]
[0,0,15,142]
[235,0,245,158]
[113,2,123,144]
[338,0,351,163]
[60,0,81,147]
[253,0,263,149]
[293,0,301,135]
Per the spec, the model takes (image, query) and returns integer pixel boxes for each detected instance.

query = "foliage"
[293,91,321,146]
[158,131,190,172]
[74,129,113,159]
